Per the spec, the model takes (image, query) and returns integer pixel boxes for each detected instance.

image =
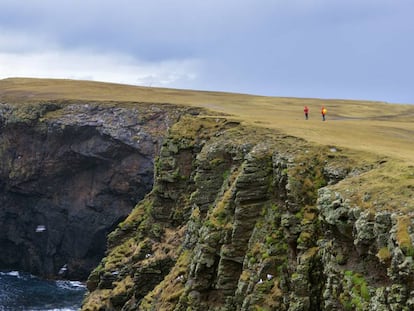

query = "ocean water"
[0,271,86,311]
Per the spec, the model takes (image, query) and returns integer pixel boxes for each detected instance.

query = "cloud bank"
[0,48,200,87]
[0,0,413,103]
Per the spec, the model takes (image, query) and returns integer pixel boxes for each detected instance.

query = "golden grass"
[140,250,191,310]
[329,159,414,212]
[396,216,414,256]
[376,247,391,264]
[81,289,112,311]
[1,77,413,165]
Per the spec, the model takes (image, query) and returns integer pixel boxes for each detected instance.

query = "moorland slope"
[1,77,413,163]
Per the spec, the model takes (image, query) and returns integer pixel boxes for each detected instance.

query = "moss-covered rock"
[79,111,414,310]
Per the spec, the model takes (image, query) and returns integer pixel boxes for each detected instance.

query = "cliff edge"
[0,78,413,310]
[82,114,413,310]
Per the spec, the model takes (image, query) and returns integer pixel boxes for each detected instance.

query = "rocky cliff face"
[0,100,195,279]
[1,100,413,310]
[81,113,414,311]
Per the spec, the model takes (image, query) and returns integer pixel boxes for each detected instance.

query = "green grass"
[341,271,371,310]
[2,77,413,164]
[329,160,414,212]
[1,77,413,213]
[6,78,412,311]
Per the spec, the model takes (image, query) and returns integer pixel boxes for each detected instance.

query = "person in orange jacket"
[304,106,309,120]
[321,106,327,121]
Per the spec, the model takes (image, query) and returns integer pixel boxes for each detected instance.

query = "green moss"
[82,289,112,311]
[109,199,152,240]
[297,231,312,245]
[150,223,164,239]
[7,102,62,125]
[210,158,225,166]
[110,276,134,308]
[341,271,371,310]
[86,263,105,292]
[210,187,233,227]
[288,148,328,205]
[249,256,258,265]
[262,251,270,260]
[140,250,191,311]
[104,238,138,271]
[295,209,304,219]
[265,235,276,246]
[222,169,231,181]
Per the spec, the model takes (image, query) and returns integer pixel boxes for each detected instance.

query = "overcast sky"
[0,0,413,104]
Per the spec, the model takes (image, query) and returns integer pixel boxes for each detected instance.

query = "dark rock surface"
[0,101,192,279]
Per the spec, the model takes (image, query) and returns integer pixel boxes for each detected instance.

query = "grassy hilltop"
[1,77,413,165]
[1,78,414,310]
[1,77,413,209]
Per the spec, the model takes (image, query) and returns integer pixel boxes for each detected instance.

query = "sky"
[0,0,413,104]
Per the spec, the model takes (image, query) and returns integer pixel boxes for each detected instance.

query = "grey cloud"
[0,0,413,103]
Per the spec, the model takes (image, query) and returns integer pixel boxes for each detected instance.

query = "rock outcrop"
[1,98,413,311]
[80,111,414,311]
[0,100,195,279]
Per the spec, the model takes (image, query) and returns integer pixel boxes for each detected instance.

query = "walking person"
[304,106,309,120]
[321,106,327,121]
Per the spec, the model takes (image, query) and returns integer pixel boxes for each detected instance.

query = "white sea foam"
[55,280,85,290]
[0,271,85,310]
[69,281,85,288]
[28,308,77,311]
[0,270,20,277]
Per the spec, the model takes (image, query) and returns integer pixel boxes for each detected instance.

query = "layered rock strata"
[81,113,414,310]
[1,99,413,310]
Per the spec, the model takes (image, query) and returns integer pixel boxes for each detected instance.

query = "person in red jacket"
[304,106,309,120]
[321,106,327,121]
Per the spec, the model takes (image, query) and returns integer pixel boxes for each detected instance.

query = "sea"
[0,271,86,311]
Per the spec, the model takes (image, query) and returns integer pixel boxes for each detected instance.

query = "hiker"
[321,106,327,121]
[304,106,309,120]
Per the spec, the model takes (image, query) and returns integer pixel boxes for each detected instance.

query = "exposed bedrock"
[81,114,414,311]
[0,101,193,279]
[2,100,414,311]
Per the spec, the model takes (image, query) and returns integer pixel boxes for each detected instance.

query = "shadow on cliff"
[0,101,190,280]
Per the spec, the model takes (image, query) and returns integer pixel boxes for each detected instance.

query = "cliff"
[0,79,413,310]
[80,113,413,310]
[0,99,198,279]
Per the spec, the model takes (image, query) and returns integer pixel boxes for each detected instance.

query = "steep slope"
[82,114,414,310]
[0,100,197,279]
[0,79,413,310]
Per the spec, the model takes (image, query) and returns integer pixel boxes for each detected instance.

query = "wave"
[0,271,20,278]
[55,280,85,291]
[0,271,86,311]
